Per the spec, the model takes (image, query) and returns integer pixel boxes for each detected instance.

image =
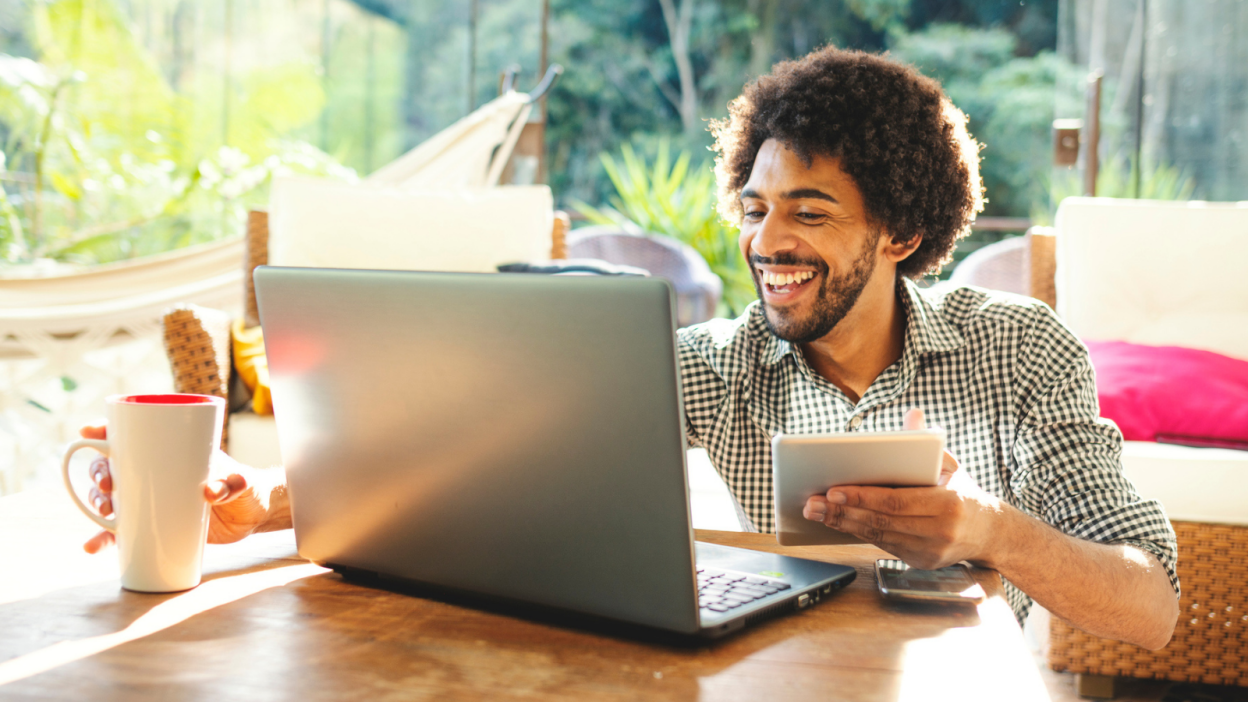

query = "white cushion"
[1121,441,1248,525]
[268,178,553,273]
[1055,198,1248,360]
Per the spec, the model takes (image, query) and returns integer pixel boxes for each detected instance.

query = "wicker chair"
[162,209,570,462]
[1027,207,1248,696]
[566,226,722,327]
[948,235,1029,296]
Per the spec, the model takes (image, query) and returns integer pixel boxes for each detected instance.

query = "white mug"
[62,393,225,592]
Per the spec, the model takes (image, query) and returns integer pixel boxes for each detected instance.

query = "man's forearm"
[984,505,1178,650]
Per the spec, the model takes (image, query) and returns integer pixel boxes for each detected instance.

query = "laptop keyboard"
[697,567,792,613]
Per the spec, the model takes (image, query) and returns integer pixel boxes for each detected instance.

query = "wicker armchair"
[1025,208,1248,696]
[566,226,722,327]
[162,209,570,461]
[947,235,1029,296]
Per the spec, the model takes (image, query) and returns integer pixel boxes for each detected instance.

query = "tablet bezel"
[771,430,945,546]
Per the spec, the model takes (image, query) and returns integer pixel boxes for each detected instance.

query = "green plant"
[889,25,1085,218]
[574,141,755,317]
[0,0,352,267]
[1033,157,1196,225]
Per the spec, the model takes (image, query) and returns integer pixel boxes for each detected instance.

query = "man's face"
[738,139,883,344]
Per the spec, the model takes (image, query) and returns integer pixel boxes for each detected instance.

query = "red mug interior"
[113,394,222,405]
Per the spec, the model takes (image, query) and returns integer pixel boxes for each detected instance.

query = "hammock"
[0,82,549,315]
[0,69,559,494]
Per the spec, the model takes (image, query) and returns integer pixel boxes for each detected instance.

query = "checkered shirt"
[677,279,1179,623]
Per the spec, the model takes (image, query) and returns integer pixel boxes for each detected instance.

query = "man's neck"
[798,276,906,405]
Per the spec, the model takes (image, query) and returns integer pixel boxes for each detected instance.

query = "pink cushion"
[1085,340,1248,444]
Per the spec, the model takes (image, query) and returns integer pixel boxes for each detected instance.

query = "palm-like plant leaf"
[576,140,756,317]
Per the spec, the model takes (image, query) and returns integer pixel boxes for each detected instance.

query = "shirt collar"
[751,303,794,367]
[898,277,965,356]
[750,277,964,367]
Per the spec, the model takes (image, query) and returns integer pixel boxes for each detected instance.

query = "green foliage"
[319,10,406,173]
[1035,158,1196,225]
[0,152,24,260]
[0,0,353,267]
[573,141,755,317]
[890,24,1082,217]
[848,0,911,31]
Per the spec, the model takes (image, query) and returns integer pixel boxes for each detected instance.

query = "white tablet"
[772,430,945,546]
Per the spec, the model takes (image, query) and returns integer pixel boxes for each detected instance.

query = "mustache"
[749,253,828,274]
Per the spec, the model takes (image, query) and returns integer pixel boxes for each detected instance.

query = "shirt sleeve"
[1010,306,1180,596]
[676,326,729,449]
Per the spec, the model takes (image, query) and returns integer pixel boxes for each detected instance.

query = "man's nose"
[751,212,799,259]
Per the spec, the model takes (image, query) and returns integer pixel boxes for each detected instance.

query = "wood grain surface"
[0,487,1049,701]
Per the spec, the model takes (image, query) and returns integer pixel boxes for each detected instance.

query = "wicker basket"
[1049,520,1248,686]
[243,210,270,329]
[162,304,232,449]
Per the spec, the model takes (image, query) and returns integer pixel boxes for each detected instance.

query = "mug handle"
[61,439,115,532]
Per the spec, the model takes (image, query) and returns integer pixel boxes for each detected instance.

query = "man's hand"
[79,423,281,554]
[801,408,1006,570]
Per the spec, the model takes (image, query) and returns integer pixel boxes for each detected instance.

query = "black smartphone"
[874,559,985,604]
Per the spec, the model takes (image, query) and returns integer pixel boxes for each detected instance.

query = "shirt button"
[848,415,863,430]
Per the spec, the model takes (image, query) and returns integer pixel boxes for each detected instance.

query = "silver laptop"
[254,266,855,638]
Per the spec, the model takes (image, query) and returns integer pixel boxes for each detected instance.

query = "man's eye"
[743,210,765,220]
[796,212,826,222]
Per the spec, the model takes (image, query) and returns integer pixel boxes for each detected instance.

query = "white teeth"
[761,270,813,287]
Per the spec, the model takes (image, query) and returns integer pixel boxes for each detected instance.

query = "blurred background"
[1,0,1246,495]
[3,0,1243,274]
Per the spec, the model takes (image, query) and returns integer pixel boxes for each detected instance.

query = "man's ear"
[883,232,922,263]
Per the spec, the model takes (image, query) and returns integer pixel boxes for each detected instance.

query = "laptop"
[254,266,856,638]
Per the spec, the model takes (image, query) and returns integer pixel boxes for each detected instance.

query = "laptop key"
[707,604,731,612]
[742,576,768,585]
[770,582,792,590]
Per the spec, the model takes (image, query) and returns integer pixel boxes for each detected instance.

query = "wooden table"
[0,487,1049,701]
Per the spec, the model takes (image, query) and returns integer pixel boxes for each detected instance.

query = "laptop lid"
[255,267,701,634]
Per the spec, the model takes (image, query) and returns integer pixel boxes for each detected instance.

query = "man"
[82,46,1178,649]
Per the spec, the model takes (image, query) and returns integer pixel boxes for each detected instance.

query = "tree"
[653,0,697,138]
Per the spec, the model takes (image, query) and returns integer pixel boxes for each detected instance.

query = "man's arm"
[991,504,1178,649]
[811,303,1180,648]
[806,473,1178,649]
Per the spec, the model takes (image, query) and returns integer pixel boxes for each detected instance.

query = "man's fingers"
[88,486,114,517]
[820,508,927,552]
[822,503,934,538]
[903,408,925,432]
[79,423,107,440]
[204,473,249,504]
[90,457,112,492]
[83,530,114,554]
[938,450,960,486]
[803,495,829,522]
[827,486,945,516]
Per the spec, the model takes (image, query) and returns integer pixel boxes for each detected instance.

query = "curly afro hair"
[711,46,984,279]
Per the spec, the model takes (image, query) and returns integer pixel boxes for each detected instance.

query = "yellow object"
[231,318,272,415]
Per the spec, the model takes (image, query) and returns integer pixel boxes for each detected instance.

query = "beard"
[751,237,878,344]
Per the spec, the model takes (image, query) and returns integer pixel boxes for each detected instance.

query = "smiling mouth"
[759,269,817,296]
